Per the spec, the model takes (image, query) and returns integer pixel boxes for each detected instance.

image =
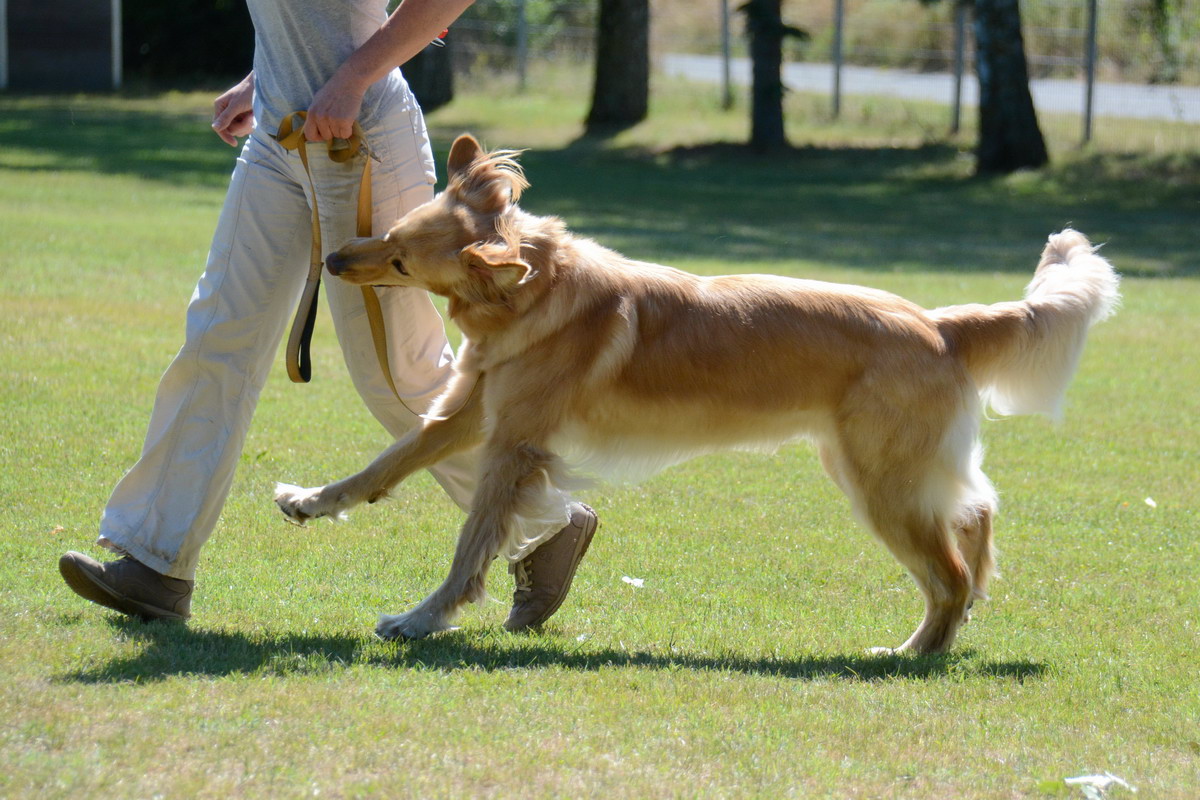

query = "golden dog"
[276,134,1119,653]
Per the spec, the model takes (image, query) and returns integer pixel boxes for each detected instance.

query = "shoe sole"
[504,504,598,632]
[58,554,187,622]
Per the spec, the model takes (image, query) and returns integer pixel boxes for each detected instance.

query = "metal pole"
[951,3,966,134]
[516,0,528,93]
[1082,0,1097,144]
[720,0,733,109]
[111,0,122,89]
[832,0,844,118]
[1,0,9,89]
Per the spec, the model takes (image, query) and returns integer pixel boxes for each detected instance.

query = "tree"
[1146,0,1181,83]
[739,0,807,153]
[405,41,454,113]
[586,0,650,133]
[387,0,452,111]
[971,0,1048,173]
[123,0,253,83]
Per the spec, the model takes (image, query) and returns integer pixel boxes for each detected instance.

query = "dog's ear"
[445,136,529,215]
[447,134,483,179]
[460,242,536,290]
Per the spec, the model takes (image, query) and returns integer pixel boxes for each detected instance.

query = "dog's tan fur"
[275,135,1119,653]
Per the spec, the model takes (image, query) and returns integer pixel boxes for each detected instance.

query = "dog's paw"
[375,609,457,641]
[274,483,349,523]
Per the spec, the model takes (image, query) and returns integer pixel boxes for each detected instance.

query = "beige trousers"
[98,88,568,580]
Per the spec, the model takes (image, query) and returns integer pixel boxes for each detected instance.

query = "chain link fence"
[449,0,1197,151]
[446,0,594,87]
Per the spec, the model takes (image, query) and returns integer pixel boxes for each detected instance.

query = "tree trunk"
[586,0,650,133]
[742,0,788,152]
[1149,0,1180,83]
[972,0,1049,173]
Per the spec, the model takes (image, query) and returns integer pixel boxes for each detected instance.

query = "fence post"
[516,0,529,92]
[1082,0,1097,144]
[832,0,844,118]
[111,0,122,89]
[951,3,966,134]
[720,0,733,109]
[0,0,8,90]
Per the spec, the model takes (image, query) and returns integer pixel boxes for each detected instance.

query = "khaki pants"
[98,89,568,580]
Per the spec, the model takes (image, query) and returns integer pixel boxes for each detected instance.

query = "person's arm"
[304,0,477,142]
[212,72,256,147]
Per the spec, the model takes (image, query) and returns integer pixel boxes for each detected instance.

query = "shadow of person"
[58,616,366,683]
[388,629,1045,682]
[57,616,1046,686]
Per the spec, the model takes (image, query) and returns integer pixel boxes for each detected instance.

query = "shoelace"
[511,559,534,593]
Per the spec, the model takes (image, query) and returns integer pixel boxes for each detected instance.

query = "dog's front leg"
[275,382,485,523]
[376,441,558,640]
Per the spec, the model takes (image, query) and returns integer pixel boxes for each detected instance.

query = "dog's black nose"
[325,252,345,276]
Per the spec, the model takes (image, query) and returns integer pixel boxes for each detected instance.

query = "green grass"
[1,76,1198,798]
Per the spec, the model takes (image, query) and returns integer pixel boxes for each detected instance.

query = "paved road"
[662,53,1200,124]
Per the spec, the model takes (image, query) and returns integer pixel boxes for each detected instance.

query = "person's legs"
[87,132,314,581]
[65,92,598,629]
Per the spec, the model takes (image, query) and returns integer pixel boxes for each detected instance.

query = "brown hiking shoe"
[504,503,598,632]
[59,551,192,621]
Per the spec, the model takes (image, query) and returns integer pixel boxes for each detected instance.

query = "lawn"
[0,75,1197,798]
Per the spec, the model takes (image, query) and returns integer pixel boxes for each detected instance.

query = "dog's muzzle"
[324,252,346,276]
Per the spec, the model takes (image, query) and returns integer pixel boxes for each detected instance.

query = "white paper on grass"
[1064,772,1136,799]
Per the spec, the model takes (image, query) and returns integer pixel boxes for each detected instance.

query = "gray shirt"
[246,0,409,136]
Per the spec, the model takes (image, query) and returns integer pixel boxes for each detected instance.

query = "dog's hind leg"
[826,403,976,654]
[275,376,486,522]
[376,441,565,640]
[952,490,997,623]
[848,471,973,654]
[878,511,973,654]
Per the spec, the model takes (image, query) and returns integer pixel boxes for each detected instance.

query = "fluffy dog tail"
[933,229,1120,419]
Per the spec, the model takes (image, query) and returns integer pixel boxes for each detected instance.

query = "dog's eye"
[391,258,409,276]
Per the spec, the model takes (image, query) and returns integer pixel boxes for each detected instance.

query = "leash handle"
[285,279,321,383]
[275,111,371,383]
[350,153,408,403]
[274,111,410,415]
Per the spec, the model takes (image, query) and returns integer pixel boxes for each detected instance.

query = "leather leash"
[273,111,407,406]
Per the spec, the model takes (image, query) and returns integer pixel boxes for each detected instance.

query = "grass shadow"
[1,99,236,190]
[386,630,1046,683]
[510,141,1197,277]
[57,617,1046,685]
[6,95,1193,276]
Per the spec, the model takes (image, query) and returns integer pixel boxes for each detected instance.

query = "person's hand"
[303,71,366,142]
[212,74,255,146]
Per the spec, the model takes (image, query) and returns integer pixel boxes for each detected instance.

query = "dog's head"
[325,134,536,304]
